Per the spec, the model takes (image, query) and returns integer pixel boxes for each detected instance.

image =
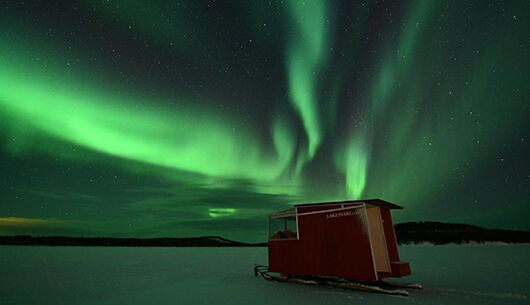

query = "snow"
[0,245,529,305]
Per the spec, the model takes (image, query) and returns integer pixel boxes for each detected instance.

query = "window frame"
[268,207,299,241]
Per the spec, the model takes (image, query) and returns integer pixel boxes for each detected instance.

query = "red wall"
[269,205,378,281]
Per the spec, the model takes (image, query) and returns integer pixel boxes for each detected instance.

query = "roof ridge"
[293,199,403,209]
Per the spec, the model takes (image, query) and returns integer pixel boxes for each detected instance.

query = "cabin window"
[269,215,298,240]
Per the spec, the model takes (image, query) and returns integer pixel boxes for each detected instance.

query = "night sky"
[1,0,528,242]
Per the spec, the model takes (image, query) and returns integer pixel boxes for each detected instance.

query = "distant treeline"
[0,235,264,247]
[1,222,529,247]
[395,221,530,245]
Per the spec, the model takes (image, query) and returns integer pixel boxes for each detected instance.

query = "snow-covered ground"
[1,244,529,304]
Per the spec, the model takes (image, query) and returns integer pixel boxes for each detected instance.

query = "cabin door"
[366,207,391,273]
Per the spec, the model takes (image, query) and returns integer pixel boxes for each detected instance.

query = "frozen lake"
[1,245,529,304]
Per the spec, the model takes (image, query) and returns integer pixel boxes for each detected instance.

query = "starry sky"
[0,0,529,242]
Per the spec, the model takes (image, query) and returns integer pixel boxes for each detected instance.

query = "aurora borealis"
[0,0,528,241]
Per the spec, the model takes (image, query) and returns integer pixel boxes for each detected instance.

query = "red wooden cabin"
[268,199,411,282]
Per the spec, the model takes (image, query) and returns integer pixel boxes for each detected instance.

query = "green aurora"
[0,0,528,241]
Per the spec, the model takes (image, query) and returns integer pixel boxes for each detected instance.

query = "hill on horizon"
[1,221,529,247]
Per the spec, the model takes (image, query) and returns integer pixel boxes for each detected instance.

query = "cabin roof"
[294,199,403,210]
[269,207,296,218]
